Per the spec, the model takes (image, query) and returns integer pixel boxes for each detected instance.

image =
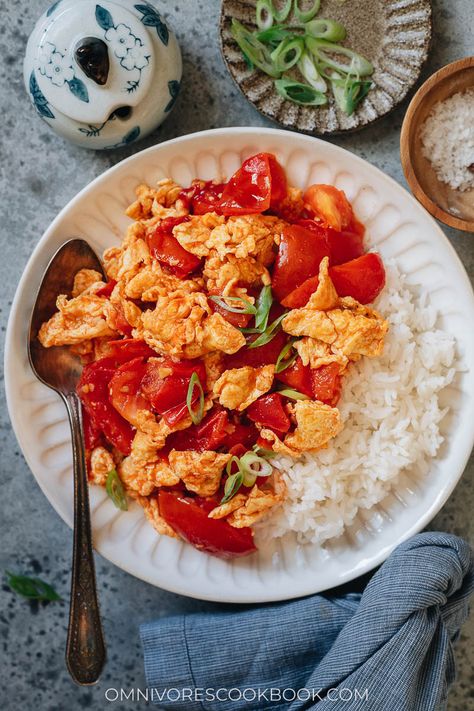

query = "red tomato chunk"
[219,152,287,216]
[271,223,330,302]
[158,491,256,559]
[78,358,135,455]
[147,216,201,277]
[247,393,290,433]
[311,363,342,407]
[275,356,313,398]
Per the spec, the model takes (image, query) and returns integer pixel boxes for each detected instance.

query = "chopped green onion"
[221,470,244,504]
[273,0,292,22]
[306,37,374,77]
[330,71,373,115]
[294,0,320,23]
[271,37,304,72]
[209,295,257,315]
[275,78,327,106]
[5,571,62,601]
[256,25,293,45]
[297,51,327,92]
[231,19,281,78]
[252,443,276,458]
[256,0,274,30]
[304,18,346,42]
[240,451,273,485]
[106,469,128,511]
[248,312,288,349]
[186,372,205,425]
[275,338,298,373]
[254,285,273,332]
[278,387,310,400]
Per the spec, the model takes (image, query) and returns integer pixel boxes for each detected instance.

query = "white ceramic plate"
[6,128,474,603]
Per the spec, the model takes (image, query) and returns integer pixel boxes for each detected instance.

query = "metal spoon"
[28,239,106,685]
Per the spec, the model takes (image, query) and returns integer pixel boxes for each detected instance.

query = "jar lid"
[33,0,155,124]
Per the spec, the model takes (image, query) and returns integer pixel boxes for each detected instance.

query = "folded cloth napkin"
[140,532,474,711]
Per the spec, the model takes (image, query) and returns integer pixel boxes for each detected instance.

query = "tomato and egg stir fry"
[38,153,388,558]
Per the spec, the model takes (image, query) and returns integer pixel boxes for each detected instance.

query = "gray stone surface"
[0,0,473,709]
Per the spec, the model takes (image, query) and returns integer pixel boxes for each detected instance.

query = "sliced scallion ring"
[330,70,373,115]
[297,51,327,92]
[186,372,205,425]
[221,470,244,504]
[231,19,281,78]
[240,451,273,478]
[278,387,310,400]
[209,294,257,315]
[273,0,292,22]
[256,0,275,30]
[294,0,320,23]
[306,37,374,77]
[271,37,305,72]
[275,338,298,373]
[275,77,327,106]
[248,312,288,349]
[106,469,128,511]
[252,443,276,458]
[304,18,346,42]
[254,285,273,332]
[256,24,293,45]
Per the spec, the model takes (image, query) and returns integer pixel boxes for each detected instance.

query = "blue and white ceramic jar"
[24,0,182,149]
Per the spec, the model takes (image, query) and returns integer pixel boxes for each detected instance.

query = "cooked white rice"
[258,260,456,546]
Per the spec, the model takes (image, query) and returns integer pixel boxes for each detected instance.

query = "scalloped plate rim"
[5,127,474,602]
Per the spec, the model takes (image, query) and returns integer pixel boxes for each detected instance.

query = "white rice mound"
[258,260,456,546]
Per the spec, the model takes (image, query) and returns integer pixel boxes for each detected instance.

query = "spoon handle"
[64,391,106,685]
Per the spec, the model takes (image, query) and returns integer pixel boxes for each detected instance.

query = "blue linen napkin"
[140,532,474,710]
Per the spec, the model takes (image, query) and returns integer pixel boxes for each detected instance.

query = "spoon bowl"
[28,238,107,686]
[400,56,474,233]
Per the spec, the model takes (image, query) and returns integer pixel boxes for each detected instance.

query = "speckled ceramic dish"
[220,0,432,134]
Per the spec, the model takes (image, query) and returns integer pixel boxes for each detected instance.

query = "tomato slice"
[208,292,252,329]
[83,408,103,451]
[78,358,135,455]
[311,363,342,406]
[103,338,157,364]
[282,253,386,307]
[222,420,259,449]
[158,491,256,558]
[109,357,151,425]
[96,279,117,297]
[271,223,330,302]
[247,393,290,433]
[179,181,227,215]
[166,407,229,452]
[330,253,386,304]
[275,356,313,398]
[281,275,320,309]
[297,219,364,266]
[223,328,287,370]
[147,216,201,277]
[304,184,354,231]
[141,358,207,426]
[218,153,286,216]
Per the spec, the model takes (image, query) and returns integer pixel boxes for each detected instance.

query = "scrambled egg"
[38,293,116,347]
[213,365,274,410]
[283,259,388,360]
[283,400,343,453]
[119,431,179,496]
[168,450,231,497]
[125,263,202,301]
[294,338,348,371]
[174,214,285,264]
[89,446,115,486]
[203,251,270,293]
[126,180,188,221]
[138,290,245,358]
[227,477,286,528]
[72,269,104,297]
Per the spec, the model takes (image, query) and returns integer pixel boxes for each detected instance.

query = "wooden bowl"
[400,57,474,233]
